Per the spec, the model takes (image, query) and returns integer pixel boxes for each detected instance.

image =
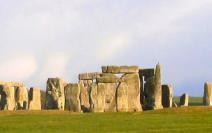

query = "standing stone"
[90,83,106,112]
[40,90,46,109]
[143,64,163,110]
[103,83,118,112]
[0,85,16,110]
[29,87,41,110]
[79,80,92,112]
[203,82,212,106]
[122,73,142,112]
[64,83,81,112]
[116,82,128,112]
[162,84,173,108]
[90,84,98,112]
[180,93,189,106]
[15,86,28,110]
[45,78,65,110]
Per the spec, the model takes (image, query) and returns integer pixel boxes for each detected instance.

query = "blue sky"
[0,0,212,96]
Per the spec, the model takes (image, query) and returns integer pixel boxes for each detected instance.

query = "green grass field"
[0,97,211,133]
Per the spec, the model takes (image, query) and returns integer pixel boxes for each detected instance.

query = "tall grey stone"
[203,82,212,106]
[180,93,189,106]
[143,64,163,110]
[45,78,65,110]
[162,84,173,108]
[29,87,41,110]
[64,83,81,112]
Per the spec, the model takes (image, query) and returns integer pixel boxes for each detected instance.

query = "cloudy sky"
[0,0,212,96]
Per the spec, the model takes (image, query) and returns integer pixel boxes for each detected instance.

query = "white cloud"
[0,55,37,81]
[97,33,130,60]
[37,52,71,80]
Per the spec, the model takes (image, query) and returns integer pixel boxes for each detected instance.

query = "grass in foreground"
[0,106,212,133]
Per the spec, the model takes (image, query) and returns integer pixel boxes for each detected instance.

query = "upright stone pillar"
[162,84,173,108]
[0,85,16,110]
[203,82,212,106]
[45,78,65,110]
[180,93,189,106]
[116,82,128,112]
[143,64,163,110]
[15,86,28,110]
[64,83,81,112]
[122,73,142,112]
[29,87,41,110]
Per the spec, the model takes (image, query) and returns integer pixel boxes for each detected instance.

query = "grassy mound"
[0,106,212,133]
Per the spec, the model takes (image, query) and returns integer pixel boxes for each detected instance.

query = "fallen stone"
[29,87,41,110]
[180,93,189,106]
[162,84,173,108]
[15,86,28,110]
[64,83,81,112]
[203,82,212,106]
[116,82,128,112]
[45,78,65,110]
[173,102,178,108]
[0,85,16,110]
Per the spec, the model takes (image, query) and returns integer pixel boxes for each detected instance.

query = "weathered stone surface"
[96,74,120,83]
[203,82,212,106]
[90,83,106,112]
[40,90,46,109]
[79,80,92,112]
[119,66,139,73]
[121,73,142,112]
[15,86,28,110]
[102,66,108,73]
[79,73,101,80]
[29,87,41,110]
[139,69,144,107]
[117,82,128,112]
[45,78,65,110]
[0,85,16,110]
[143,64,163,110]
[102,66,139,74]
[104,83,118,112]
[64,83,81,112]
[180,93,189,106]
[139,69,155,81]
[90,84,98,112]
[162,84,173,108]
[0,81,24,87]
